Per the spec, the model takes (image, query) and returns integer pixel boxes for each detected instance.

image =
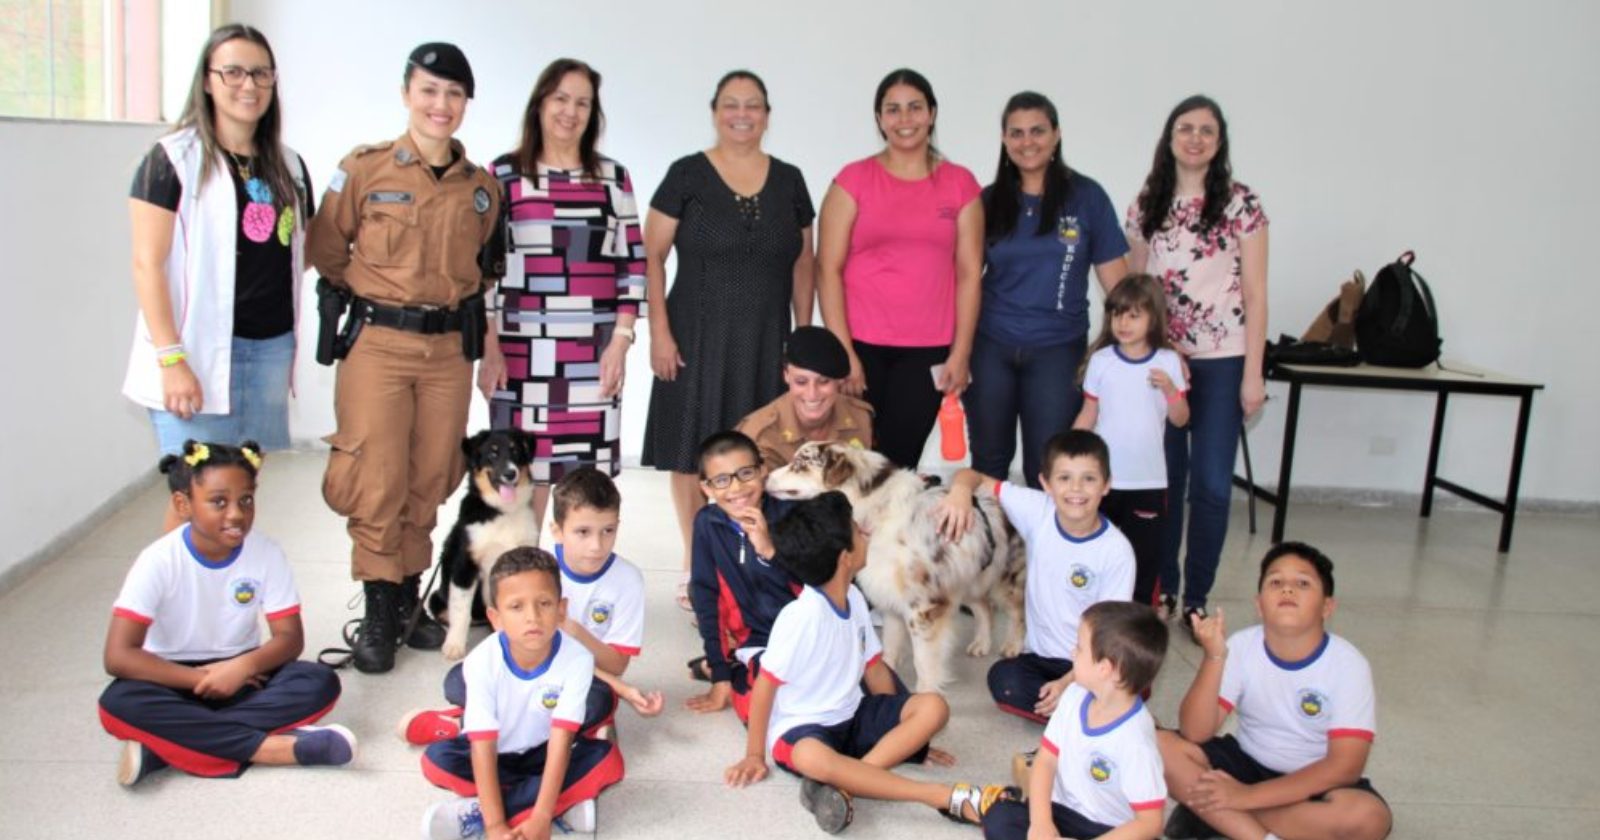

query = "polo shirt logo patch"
[589,601,613,625]
[1297,688,1328,719]
[541,686,561,710]
[937,206,958,220]
[231,578,260,607]
[1069,564,1093,589]
[1088,752,1116,785]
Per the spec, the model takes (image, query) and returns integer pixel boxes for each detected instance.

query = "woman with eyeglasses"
[124,24,312,530]
[1124,95,1269,633]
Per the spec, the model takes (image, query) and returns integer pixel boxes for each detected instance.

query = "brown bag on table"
[1302,270,1365,350]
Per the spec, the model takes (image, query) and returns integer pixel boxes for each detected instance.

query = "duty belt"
[352,297,465,334]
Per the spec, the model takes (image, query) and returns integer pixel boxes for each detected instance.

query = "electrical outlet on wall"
[1369,436,1397,456]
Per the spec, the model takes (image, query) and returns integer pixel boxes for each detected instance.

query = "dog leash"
[316,561,444,669]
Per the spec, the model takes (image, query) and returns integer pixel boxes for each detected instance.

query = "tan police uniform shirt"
[737,393,875,470]
[307,133,502,308]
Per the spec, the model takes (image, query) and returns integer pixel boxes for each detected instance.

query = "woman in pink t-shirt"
[1125,95,1269,633]
[816,68,984,469]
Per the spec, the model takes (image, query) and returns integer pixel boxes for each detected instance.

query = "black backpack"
[1355,250,1441,367]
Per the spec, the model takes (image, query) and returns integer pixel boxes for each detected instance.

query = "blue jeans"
[963,333,1086,487]
[1161,355,1244,608]
[148,332,294,455]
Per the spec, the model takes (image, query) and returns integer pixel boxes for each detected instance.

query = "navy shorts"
[982,798,1114,840]
[1202,735,1386,805]
[772,692,929,774]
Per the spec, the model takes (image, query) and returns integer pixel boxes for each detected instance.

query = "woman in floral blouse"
[1125,94,1268,634]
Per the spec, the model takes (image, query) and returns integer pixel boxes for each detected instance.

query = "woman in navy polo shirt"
[966,92,1128,486]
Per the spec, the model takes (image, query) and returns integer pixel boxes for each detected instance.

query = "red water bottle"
[939,393,967,461]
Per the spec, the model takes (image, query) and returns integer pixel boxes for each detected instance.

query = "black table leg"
[1499,392,1534,552]
[1421,391,1449,517]
[1271,382,1302,543]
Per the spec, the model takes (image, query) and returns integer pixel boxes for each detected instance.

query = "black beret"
[407,42,475,98]
[784,327,849,380]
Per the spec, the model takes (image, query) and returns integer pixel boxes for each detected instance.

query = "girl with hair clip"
[122,24,313,531]
[99,440,353,788]
[1124,95,1268,632]
[969,91,1129,489]
[478,58,646,531]
[816,68,983,470]
[640,69,818,611]
[1073,274,1190,608]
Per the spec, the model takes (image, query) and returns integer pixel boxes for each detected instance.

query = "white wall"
[229,0,1598,503]
[0,119,167,579]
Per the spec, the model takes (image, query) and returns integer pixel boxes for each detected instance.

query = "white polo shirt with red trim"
[996,483,1135,660]
[759,585,882,754]
[1040,683,1166,827]
[1219,624,1377,774]
[1082,345,1188,490]
[111,525,300,662]
[556,546,645,657]
[461,630,594,754]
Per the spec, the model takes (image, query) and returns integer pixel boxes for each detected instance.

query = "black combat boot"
[398,573,447,650]
[352,580,401,674]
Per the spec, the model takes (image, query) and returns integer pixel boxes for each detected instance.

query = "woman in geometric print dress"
[1125,94,1269,635]
[478,58,645,530]
[640,70,816,609]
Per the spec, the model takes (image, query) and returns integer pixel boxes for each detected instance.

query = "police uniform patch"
[423,50,438,65]
[474,187,491,214]
[327,168,347,193]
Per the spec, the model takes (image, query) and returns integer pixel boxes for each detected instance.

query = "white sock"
[1264,834,1283,840]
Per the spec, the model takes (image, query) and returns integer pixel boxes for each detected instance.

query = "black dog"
[427,429,539,660]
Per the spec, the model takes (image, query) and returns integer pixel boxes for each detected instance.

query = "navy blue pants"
[1162,356,1244,609]
[965,334,1087,487]
[443,662,617,733]
[421,734,622,827]
[98,660,341,777]
[1102,488,1168,606]
[982,799,1114,839]
[988,653,1073,723]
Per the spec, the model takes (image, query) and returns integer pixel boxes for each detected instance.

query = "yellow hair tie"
[241,447,262,470]
[183,443,211,466]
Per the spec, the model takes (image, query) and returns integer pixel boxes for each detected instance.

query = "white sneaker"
[557,799,597,833]
[422,797,485,839]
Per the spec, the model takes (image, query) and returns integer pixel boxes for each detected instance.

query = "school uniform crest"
[540,685,562,710]
[1069,564,1093,589]
[231,578,261,607]
[1297,688,1328,719]
[1088,752,1116,785]
[1058,215,1081,245]
[588,601,613,625]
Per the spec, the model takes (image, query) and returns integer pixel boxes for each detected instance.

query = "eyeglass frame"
[1173,122,1219,141]
[702,465,763,490]
[209,65,278,88]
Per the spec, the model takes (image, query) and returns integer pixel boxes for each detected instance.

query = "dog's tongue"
[499,484,517,504]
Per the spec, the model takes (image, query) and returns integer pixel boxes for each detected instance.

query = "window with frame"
[0,0,174,121]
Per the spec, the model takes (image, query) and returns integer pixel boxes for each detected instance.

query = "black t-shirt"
[130,145,315,339]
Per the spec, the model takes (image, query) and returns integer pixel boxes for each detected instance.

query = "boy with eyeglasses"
[684,431,802,723]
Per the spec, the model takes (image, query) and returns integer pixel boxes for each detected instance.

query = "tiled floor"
[4,451,1597,838]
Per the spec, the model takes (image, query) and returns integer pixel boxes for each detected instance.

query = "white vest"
[121,127,306,413]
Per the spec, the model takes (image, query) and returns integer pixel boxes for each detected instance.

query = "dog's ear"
[512,430,536,465]
[462,430,491,458]
[823,446,856,489]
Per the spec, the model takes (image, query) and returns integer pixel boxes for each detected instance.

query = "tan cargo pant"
[323,326,472,582]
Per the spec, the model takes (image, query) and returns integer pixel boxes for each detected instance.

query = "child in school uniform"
[98,440,352,787]
[983,601,1171,840]
[937,429,1136,723]
[726,491,1012,834]
[1074,273,1189,612]
[400,468,662,745]
[416,548,623,839]
[684,431,802,722]
[1160,542,1393,840]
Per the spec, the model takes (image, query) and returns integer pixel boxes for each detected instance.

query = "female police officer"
[308,43,502,674]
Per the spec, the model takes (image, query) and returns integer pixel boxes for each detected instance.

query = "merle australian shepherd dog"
[426,429,540,660]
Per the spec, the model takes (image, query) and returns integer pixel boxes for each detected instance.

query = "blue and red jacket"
[689,496,801,684]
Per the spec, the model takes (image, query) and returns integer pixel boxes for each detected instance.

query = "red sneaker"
[397,707,462,745]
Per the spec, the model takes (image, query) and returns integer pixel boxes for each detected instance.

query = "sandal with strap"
[686,656,714,683]
[944,782,1020,824]
[800,778,854,834]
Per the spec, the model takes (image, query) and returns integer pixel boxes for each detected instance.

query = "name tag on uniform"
[369,191,414,204]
